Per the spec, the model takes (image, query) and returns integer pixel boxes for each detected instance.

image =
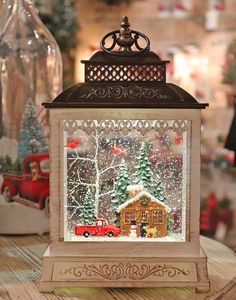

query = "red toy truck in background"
[75,218,120,237]
[0,154,50,215]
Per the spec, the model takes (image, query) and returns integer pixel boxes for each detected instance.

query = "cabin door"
[140,210,149,237]
[140,222,147,237]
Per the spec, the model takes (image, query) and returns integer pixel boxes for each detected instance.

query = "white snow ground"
[66,232,185,242]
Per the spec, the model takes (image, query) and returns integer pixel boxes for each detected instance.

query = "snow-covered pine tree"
[167,214,173,233]
[112,159,130,225]
[151,174,167,204]
[17,99,48,162]
[79,189,96,225]
[113,160,130,207]
[134,141,152,191]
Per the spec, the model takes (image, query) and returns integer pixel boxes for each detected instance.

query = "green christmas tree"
[12,158,21,174]
[134,141,152,191]
[0,155,12,173]
[37,0,78,53]
[223,39,236,86]
[17,99,48,162]
[79,189,96,225]
[223,60,236,86]
[37,0,78,87]
[113,160,130,225]
[167,215,173,233]
[151,175,167,204]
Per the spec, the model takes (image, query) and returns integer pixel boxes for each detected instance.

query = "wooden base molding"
[39,246,210,293]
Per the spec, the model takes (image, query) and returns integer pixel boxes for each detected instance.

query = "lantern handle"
[100,16,150,56]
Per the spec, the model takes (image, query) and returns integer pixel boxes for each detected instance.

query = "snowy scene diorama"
[63,119,189,242]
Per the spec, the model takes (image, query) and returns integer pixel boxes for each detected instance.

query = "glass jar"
[0,0,62,234]
[0,0,13,33]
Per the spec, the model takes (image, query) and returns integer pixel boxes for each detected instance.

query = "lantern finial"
[100,16,150,56]
[117,16,134,52]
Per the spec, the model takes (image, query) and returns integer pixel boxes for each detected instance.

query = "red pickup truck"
[75,218,120,237]
[0,154,50,215]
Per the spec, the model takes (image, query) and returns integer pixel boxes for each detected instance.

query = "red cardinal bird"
[112,145,127,155]
[64,139,80,149]
[175,1,185,10]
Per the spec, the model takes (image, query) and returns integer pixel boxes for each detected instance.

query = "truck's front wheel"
[44,196,50,217]
[108,232,113,237]
[83,231,90,237]
[2,186,11,203]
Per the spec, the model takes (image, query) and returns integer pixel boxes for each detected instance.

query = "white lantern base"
[39,246,210,293]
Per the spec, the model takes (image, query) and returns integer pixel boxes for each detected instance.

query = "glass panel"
[63,119,190,242]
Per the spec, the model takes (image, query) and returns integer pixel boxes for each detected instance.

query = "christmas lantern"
[40,17,209,292]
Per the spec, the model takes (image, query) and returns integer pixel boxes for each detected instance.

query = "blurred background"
[1,0,236,248]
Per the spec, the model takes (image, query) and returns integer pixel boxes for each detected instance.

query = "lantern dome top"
[84,50,162,64]
[44,17,208,109]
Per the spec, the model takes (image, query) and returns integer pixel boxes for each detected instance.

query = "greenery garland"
[141,198,150,206]
[36,0,78,87]
[37,0,78,53]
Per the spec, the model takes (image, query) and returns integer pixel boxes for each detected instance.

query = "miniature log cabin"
[117,185,171,238]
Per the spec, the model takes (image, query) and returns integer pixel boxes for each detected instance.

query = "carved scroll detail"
[63,120,189,136]
[59,263,191,280]
[80,86,168,100]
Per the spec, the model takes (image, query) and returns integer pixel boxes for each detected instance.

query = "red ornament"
[190,72,198,80]
[215,3,225,11]
[158,3,166,12]
[200,192,218,233]
[175,1,185,10]
[195,89,205,98]
[207,192,218,210]
[224,152,234,165]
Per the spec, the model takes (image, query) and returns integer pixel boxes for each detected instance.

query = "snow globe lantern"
[40,17,209,293]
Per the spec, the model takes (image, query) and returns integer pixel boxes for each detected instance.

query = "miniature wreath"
[141,198,150,206]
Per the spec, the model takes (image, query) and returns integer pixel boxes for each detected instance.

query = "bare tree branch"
[99,190,113,198]
[100,164,122,175]
[68,157,95,162]
[65,123,121,220]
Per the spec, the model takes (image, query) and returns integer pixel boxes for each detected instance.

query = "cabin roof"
[116,190,171,213]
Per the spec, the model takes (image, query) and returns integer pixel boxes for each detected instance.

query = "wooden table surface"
[0,235,236,300]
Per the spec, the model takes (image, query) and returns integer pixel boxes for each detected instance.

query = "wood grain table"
[0,235,236,300]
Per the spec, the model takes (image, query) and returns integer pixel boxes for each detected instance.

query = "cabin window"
[124,211,135,224]
[152,210,164,224]
[141,210,148,223]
